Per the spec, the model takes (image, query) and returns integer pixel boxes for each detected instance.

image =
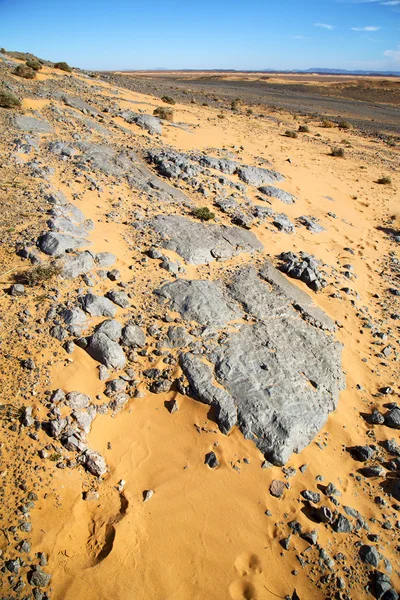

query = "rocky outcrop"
[149,214,262,264]
[166,263,344,465]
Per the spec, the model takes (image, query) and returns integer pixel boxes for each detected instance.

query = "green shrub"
[285,130,298,139]
[322,119,335,128]
[26,59,42,71]
[330,147,345,158]
[0,89,21,108]
[153,106,174,121]
[192,207,215,221]
[376,176,392,185]
[338,120,352,130]
[247,108,253,115]
[161,95,176,105]
[54,61,72,73]
[298,125,310,133]
[13,64,36,79]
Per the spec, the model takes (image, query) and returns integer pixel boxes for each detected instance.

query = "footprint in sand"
[229,553,263,600]
[87,493,129,565]
[234,552,263,577]
[229,579,257,600]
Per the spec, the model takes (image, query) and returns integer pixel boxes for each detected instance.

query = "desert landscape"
[0,47,399,600]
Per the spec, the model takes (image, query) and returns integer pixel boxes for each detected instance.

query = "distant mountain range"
[151,67,400,77]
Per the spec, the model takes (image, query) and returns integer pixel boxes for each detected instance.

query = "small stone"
[205,451,219,469]
[143,489,154,502]
[269,480,285,498]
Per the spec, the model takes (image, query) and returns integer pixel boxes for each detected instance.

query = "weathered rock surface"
[155,279,241,327]
[149,215,262,264]
[175,263,344,465]
[61,251,95,278]
[14,115,54,134]
[259,185,296,204]
[38,232,90,256]
[79,293,117,317]
[236,165,284,186]
[85,332,126,369]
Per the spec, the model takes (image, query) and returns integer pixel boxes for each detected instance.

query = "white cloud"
[314,23,334,29]
[382,1,400,4]
[351,26,381,30]
[384,48,400,62]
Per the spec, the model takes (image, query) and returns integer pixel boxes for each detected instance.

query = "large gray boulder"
[174,263,344,465]
[38,232,90,256]
[149,215,262,265]
[155,279,241,327]
[85,332,126,369]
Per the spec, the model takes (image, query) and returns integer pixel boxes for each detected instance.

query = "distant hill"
[262,67,400,77]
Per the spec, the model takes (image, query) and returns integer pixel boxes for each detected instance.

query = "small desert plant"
[330,147,345,158]
[322,119,335,128]
[217,114,225,119]
[231,98,243,111]
[13,64,36,79]
[285,130,298,139]
[26,59,42,71]
[54,61,72,72]
[153,106,174,121]
[21,263,62,286]
[0,89,21,108]
[338,120,351,130]
[161,95,176,105]
[298,125,310,133]
[0,48,6,54]
[192,207,215,221]
[246,108,253,115]
[376,176,392,185]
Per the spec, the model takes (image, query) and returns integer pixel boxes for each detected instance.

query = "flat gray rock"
[176,265,344,465]
[259,186,296,205]
[149,215,262,265]
[38,232,90,256]
[61,251,95,279]
[180,353,237,434]
[135,114,162,135]
[14,115,54,134]
[260,262,335,331]
[95,252,116,267]
[48,215,92,237]
[63,95,100,117]
[155,279,242,327]
[79,293,117,317]
[86,331,126,369]
[236,165,284,186]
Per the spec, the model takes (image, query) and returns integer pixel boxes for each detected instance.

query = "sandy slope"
[0,61,399,599]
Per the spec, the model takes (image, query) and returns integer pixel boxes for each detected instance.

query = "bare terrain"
[100,70,400,136]
[0,52,399,600]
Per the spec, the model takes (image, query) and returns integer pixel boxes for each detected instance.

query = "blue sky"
[0,0,399,71]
